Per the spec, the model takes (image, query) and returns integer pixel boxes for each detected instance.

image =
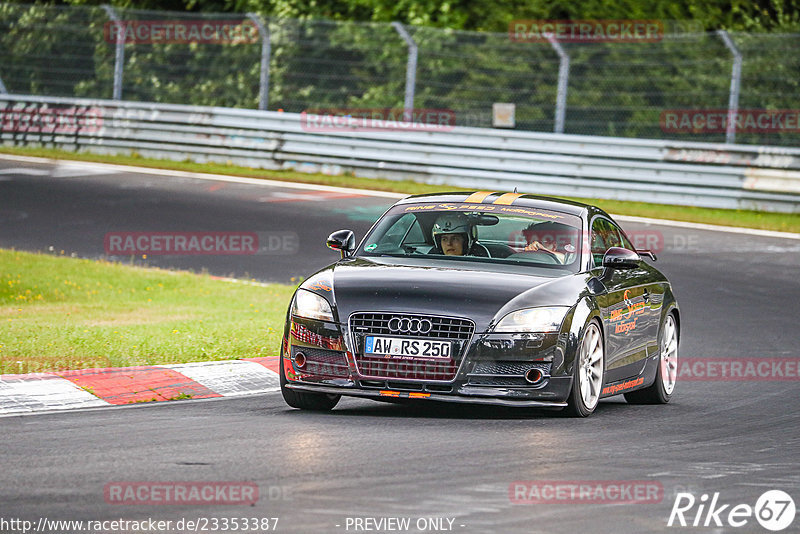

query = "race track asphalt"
[1,157,799,533]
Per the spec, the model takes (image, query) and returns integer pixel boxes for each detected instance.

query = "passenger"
[522,221,577,263]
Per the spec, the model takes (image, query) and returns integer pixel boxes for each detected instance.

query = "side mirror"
[327,229,356,258]
[602,247,640,270]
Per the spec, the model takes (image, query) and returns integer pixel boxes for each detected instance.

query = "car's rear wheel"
[625,313,678,404]
[280,356,340,411]
[565,320,604,417]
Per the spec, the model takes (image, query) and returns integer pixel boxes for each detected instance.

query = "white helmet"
[432,213,475,252]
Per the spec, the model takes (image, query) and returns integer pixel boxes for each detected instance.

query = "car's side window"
[591,218,622,267]
[616,225,635,251]
[402,218,425,245]
[381,214,416,248]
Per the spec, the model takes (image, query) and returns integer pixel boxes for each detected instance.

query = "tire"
[564,320,605,417]
[625,313,678,405]
[280,356,340,411]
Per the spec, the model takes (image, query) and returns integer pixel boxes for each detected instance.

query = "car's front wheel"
[280,357,340,411]
[625,313,678,405]
[565,320,605,417]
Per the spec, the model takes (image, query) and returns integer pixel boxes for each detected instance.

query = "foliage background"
[0,0,798,145]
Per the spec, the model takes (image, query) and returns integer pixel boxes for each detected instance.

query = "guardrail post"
[101,5,125,100]
[247,13,270,111]
[391,22,418,115]
[546,34,570,134]
[717,30,742,144]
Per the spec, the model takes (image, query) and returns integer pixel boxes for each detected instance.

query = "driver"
[522,221,577,263]
[431,213,488,256]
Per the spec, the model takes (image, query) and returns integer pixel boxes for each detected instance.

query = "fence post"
[0,76,7,94]
[101,5,125,100]
[546,34,570,134]
[391,22,418,114]
[717,30,742,144]
[247,13,270,111]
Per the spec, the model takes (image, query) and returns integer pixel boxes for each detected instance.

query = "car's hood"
[304,257,581,332]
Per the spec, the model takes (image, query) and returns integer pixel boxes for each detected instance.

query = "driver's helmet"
[432,213,475,252]
[522,221,577,253]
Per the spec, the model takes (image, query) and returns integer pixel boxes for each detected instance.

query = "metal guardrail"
[1,94,799,213]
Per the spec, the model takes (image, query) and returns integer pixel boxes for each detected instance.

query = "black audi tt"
[280,192,680,417]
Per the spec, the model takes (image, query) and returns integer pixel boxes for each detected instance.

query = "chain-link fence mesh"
[1,4,798,146]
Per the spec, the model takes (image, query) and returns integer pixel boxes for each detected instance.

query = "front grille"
[291,346,349,378]
[349,312,474,381]
[350,312,474,341]
[356,356,459,381]
[467,361,551,387]
[471,361,551,375]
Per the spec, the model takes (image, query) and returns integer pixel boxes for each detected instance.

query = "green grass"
[0,249,294,374]
[2,145,798,233]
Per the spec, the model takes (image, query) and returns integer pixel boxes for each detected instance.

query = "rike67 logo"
[668,490,796,531]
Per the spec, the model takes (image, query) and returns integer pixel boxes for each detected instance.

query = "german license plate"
[364,336,451,359]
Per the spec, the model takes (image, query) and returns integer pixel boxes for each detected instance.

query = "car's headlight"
[291,289,334,322]
[493,306,569,333]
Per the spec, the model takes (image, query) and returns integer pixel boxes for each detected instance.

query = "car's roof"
[397,191,592,217]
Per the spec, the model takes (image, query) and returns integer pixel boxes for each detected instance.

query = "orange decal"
[615,318,638,334]
[493,192,525,205]
[610,290,646,327]
[602,377,644,395]
[379,390,401,397]
[464,191,494,203]
[409,392,431,399]
[307,280,332,292]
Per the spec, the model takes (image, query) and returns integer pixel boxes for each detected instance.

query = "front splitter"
[285,383,568,408]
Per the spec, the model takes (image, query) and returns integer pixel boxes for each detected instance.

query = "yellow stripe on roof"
[463,191,494,203]
[493,192,524,205]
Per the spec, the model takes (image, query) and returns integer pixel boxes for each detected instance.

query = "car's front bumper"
[283,315,576,408]
[285,381,570,408]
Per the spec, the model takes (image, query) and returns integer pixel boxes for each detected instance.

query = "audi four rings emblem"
[388,317,433,334]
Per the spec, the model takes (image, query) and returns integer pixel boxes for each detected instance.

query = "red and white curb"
[0,357,280,416]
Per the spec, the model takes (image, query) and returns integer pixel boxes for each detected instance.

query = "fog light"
[294,352,307,369]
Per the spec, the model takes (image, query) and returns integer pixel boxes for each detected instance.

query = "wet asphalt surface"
[1,157,798,533]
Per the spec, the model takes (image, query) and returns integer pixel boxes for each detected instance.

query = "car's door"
[617,225,664,359]
[590,217,652,382]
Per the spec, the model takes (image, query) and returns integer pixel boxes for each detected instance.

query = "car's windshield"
[358,202,583,271]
